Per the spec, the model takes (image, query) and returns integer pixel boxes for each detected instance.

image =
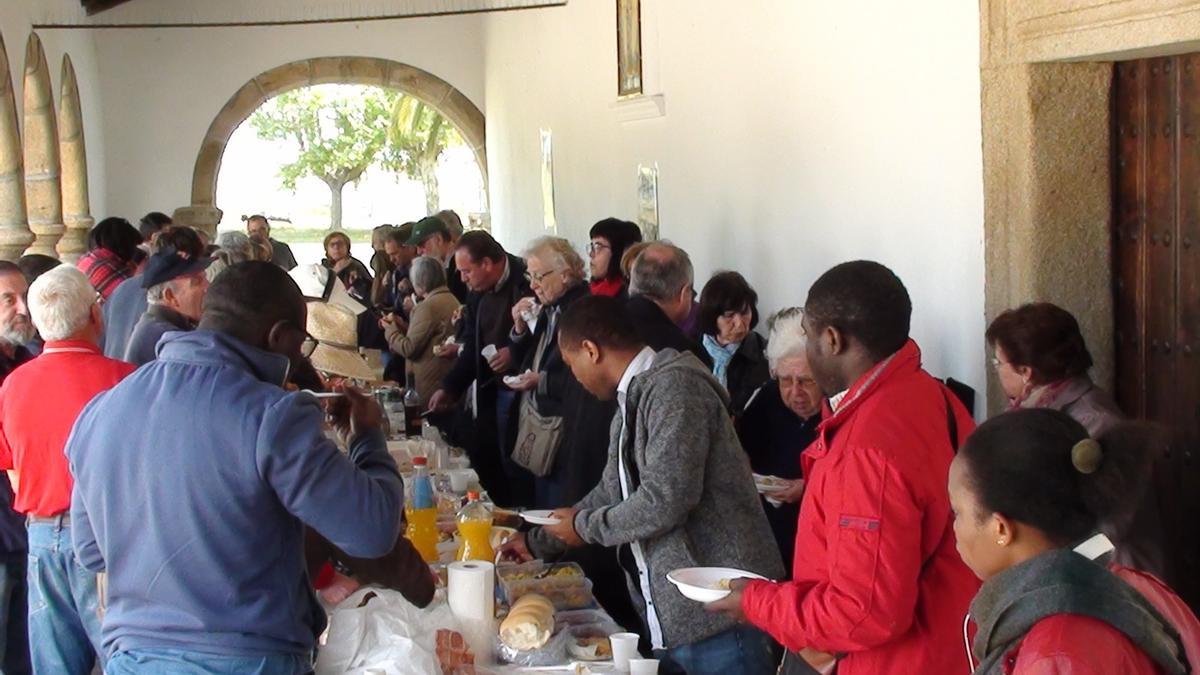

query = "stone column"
[981,62,1112,414]
[0,32,33,261]
[57,54,91,263]
[172,205,223,241]
[22,33,65,258]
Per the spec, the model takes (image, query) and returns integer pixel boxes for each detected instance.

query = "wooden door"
[1113,54,1200,609]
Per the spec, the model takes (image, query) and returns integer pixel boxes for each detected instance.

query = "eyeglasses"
[586,242,610,255]
[778,375,817,389]
[302,332,319,359]
[524,269,563,284]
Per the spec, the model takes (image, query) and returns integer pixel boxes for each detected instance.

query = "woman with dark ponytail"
[949,408,1197,674]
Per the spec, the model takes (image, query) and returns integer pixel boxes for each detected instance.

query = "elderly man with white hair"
[124,246,213,366]
[0,265,135,674]
[735,307,824,572]
[206,231,255,282]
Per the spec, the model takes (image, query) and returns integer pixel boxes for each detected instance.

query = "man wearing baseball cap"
[407,216,468,302]
[124,246,213,366]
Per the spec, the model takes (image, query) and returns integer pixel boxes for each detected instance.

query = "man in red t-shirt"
[0,265,135,674]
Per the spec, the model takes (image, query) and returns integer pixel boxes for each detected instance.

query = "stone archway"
[177,56,487,234]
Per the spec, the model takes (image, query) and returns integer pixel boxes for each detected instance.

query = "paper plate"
[666,567,767,603]
[520,510,562,526]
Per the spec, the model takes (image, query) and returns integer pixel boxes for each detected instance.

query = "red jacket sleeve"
[742,445,924,653]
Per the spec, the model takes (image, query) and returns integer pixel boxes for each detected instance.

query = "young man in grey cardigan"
[501,295,783,675]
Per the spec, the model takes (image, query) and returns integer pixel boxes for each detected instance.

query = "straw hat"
[305,301,381,381]
[308,301,357,347]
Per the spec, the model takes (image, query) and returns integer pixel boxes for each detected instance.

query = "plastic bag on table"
[495,627,569,667]
[316,587,462,675]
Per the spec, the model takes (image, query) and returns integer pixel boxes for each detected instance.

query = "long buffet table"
[316,438,631,675]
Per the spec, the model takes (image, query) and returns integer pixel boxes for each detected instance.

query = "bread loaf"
[499,593,555,651]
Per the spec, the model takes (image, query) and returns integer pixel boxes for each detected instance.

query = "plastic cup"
[481,344,498,360]
[610,632,640,672]
[629,659,660,675]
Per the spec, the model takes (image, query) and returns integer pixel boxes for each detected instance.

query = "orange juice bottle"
[455,491,494,561]
[405,456,439,562]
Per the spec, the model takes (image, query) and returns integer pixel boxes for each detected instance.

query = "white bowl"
[666,567,767,602]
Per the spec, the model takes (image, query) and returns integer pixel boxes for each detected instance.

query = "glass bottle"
[404,371,422,438]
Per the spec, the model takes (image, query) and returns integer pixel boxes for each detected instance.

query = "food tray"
[498,562,593,610]
[496,561,585,583]
[554,609,613,629]
[506,579,594,611]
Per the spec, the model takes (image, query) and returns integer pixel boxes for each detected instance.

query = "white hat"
[289,264,367,316]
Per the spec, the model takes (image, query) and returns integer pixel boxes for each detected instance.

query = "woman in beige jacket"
[382,256,460,408]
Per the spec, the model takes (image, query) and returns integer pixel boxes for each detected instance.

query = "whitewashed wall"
[7,0,988,406]
[483,0,988,405]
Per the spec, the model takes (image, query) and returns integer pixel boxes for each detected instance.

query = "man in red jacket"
[708,260,980,675]
[0,265,136,674]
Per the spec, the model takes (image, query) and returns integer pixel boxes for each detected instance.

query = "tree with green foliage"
[384,96,464,214]
[249,85,397,230]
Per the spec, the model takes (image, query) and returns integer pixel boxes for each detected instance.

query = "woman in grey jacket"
[381,256,459,408]
[504,296,783,675]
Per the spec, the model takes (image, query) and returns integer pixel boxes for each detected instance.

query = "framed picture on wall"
[540,128,557,232]
[637,163,659,240]
[617,0,643,97]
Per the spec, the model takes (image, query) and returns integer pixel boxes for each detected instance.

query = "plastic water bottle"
[406,456,438,561]
[455,491,494,562]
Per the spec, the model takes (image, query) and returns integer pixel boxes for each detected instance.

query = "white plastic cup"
[629,659,660,675]
[481,344,498,360]
[610,632,641,672]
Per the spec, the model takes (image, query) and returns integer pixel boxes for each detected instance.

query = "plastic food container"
[555,609,614,629]
[498,562,593,610]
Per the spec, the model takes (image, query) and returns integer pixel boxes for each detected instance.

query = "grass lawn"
[269,226,374,243]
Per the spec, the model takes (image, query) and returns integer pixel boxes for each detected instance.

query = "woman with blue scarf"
[697,271,770,415]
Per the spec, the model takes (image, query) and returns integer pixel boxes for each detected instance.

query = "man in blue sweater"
[66,261,404,674]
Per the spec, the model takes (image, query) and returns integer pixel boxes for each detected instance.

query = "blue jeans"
[26,521,102,675]
[106,648,311,674]
[655,625,777,675]
[0,553,30,675]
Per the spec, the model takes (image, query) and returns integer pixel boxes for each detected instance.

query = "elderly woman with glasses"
[506,235,641,639]
[507,237,603,503]
[986,302,1122,436]
[736,308,824,572]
